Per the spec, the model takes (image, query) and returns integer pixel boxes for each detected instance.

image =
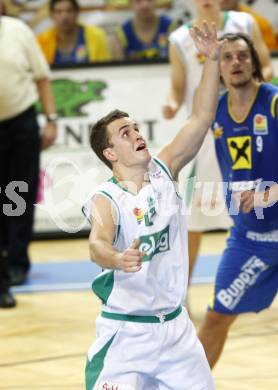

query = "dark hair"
[219,32,264,82]
[49,0,80,12]
[89,110,129,170]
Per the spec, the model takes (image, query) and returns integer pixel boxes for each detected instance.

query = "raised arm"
[251,17,273,81]
[159,22,221,179]
[162,43,186,119]
[89,195,143,272]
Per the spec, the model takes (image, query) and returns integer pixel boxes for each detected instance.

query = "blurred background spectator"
[221,0,278,51]
[37,0,111,65]
[0,12,57,307]
[111,0,177,60]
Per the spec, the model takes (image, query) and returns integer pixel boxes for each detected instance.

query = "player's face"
[194,0,221,13]
[51,0,78,33]
[220,0,239,11]
[131,0,156,20]
[104,117,151,168]
[220,39,254,88]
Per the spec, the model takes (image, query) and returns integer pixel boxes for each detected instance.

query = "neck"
[58,25,79,43]
[228,80,260,106]
[113,165,149,194]
[195,10,223,30]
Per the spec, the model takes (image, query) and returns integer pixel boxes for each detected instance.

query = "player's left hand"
[41,122,57,150]
[189,21,223,61]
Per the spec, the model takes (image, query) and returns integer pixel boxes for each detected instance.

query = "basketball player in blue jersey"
[83,22,222,390]
[198,32,278,370]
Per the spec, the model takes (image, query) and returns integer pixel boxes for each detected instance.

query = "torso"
[85,158,188,315]
[212,83,278,236]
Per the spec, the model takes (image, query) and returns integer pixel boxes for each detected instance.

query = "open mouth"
[136,143,147,151]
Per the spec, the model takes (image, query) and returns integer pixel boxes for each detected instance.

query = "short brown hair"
[89,110,129,170]
[220,33,264,82]
[49,0,80,12]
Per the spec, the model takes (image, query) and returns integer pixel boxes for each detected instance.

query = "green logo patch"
[36,78,107,117]
[139,225,170,261]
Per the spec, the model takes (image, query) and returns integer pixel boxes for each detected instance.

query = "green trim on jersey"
[153,156,173,181]
[223,11,229,28]
[92,271,114,304]
[97,190,120,244]
[85,334,116,390]
[109,176,130,193]
[185,162,197,206]
[101,305,182,323]
[153,157,183,200]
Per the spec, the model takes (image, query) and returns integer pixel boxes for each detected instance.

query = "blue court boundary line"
[12,254,221,294]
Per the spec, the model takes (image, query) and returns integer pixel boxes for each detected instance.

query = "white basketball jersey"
[169,11,254,115]
[84,157,188,316]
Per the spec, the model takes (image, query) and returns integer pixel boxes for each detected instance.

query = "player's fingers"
[126,248,143,258]
[124,264,142,273]
[129,238,140,250]
[203,20,210,37]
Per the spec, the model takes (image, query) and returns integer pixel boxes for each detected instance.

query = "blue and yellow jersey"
[116,15,175,59]
[212,83,278,233]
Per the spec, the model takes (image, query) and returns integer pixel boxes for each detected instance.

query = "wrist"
[113,252,122,270]
[46,113,58,123]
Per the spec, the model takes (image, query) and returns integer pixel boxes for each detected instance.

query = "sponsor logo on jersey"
[212,123,224,139]
[150,168,162,178]
[232,126,249,132]
[139,225,170,261]
[253,114,268,135]
[98,382,135,390]
[216,256,269,310]
[133,208,144,224]
[196,52,206,64]
[227,136,252,170]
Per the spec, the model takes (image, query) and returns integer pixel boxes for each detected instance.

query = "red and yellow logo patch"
[133,208,144,224]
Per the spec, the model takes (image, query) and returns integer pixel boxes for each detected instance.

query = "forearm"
[89,239,120,270]
[36,78,56,116]
[262,65,273,82]
[168,84,184,107]
[192,57,219,125]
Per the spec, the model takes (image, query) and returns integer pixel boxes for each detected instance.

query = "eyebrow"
[118,122,138,133]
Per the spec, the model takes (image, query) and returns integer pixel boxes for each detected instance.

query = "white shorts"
[180,131,232,232]
[86,308,215,390]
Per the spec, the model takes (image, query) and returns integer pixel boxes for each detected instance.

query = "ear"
[103,147,118,164]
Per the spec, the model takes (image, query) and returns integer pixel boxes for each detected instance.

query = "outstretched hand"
[189,21,223,61]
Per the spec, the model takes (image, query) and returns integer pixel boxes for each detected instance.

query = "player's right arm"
[162,43,186,119]
[89,195,143,272]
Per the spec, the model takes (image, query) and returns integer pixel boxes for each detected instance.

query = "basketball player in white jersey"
[83,22,222,390]
[163,0,273,289]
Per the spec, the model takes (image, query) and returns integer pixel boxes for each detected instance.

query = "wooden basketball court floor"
[0,232,277,390]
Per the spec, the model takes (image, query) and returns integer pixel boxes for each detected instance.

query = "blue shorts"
[210,228,278,314]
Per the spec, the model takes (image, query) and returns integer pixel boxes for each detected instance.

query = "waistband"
[101,305,182,324]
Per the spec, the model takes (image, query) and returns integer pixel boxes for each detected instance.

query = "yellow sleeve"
[84,25,111,61]
[270,93,278,118]
[36,28,57,65]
